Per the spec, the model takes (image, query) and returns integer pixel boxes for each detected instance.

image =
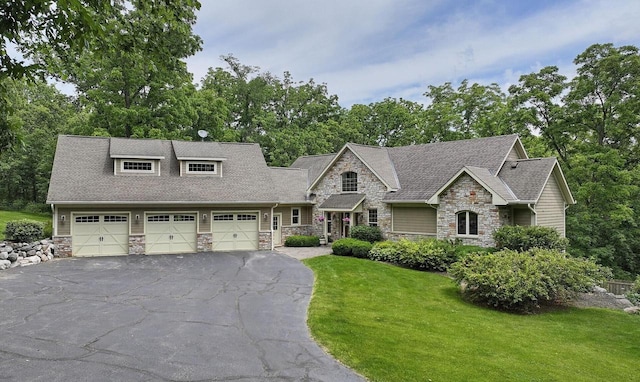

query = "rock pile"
[0,240,56,270]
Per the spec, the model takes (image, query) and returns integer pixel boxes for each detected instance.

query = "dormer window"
[342,171,358,192]
[121,160,154,173]
[187,161,217,174]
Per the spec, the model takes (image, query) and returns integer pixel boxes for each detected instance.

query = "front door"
[273,214,282,246]
[342,212,351,238]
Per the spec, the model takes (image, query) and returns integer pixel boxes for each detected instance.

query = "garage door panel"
[146,214,196,254]
[72,215,128,257]
[212,213,258,251]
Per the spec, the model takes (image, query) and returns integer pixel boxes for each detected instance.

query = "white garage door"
[212,213,259,251]
[146,214,197,254]
[72,215,129,257]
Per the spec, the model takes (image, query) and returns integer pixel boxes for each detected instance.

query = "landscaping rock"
[38,253,48,262]
[0,252,8,260]
[592,285,608,293]
[40,239,49,245]
[4,246,13,253]
[20,255,41,266]
[7,252,18,262]
[0,259,10,270]
[624,306,640,314]
[27,249,36,257]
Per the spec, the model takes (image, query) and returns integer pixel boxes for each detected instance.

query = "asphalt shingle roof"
[318,194,366,210]
[347,144,399,190]
[290,154,334,187]
[171,140,227,160]
[269,167,309,203]
[464,166,517,202]
[47,136,282,204]
[109,137,165,159]
[498,158,557,202]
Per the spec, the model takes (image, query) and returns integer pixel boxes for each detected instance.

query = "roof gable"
[426,166,516,206]
[499,158,575,204]
[171,140,227,161]
[109,137,165,159]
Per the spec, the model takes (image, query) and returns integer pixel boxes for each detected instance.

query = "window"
[174,214,195,222]
[186,161,217,174]
[291,208,300,225]
[75,215,99,223]
[457,211,478,236]
[147,215,170,222]
[237,214,257,221]
[122,160,153,172]
[104,215,127,223]
[326,214,332,235]
[213,214,233,221]
[342,171,358,192]
[368,209,378,227]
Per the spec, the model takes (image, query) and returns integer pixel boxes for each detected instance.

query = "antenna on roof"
[197,130,208,142]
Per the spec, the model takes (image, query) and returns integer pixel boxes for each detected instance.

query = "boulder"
[0,252,8,260]
[40,239,49,245]
[4,246,13,253]
[27,249,36,257]
[7,252,18,262]
[624,306,640,315]
[38,253,48,262]
[592,285,608,293]
[20,255,41,266]
[0,259,10,270]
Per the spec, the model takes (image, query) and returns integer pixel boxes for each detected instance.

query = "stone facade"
[386,232,437,242]
[53,236,72,257]
[197,233,212,252]
[436,174,510,247]
[282,225,313,244]
[258,232,272,250]
[129,235,145,255]
[311,150,390,240]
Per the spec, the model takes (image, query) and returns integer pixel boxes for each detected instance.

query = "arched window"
[342,171,358,192]
[457,211,478,236]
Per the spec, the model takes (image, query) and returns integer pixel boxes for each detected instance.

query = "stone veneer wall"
[129,235,145,255]
[258,232,272,250]
[311,150,390,239]
[282,225,313,243]
[386,232,437,242]
[197,233,212,252]
[437,174,511,247]
[53,236,72,257]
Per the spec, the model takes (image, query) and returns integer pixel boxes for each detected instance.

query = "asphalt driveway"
[0,252,364,382]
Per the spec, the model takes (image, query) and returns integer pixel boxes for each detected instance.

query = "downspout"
[527,203,537,226]
[51,203,56,238]
[271,203,278,251]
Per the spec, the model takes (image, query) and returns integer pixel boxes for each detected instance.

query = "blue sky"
[186,0,640,107]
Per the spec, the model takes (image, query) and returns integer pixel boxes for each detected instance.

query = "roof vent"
[511,162,518,169]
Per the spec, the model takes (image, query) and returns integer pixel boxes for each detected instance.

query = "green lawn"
[303,255,640,382]
[0,210,51,241]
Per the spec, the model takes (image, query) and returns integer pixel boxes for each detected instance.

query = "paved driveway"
[0,252,364,382]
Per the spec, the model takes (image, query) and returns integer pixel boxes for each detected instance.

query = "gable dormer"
[171,140,227,177]
[109,137,164,176]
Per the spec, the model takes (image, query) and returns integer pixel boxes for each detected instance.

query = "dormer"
[109,137,164,176]
[171,140,227,177]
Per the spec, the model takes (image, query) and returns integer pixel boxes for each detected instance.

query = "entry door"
[273,214,282,246]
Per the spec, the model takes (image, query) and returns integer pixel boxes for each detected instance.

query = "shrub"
[493,225,568,252]
[368,240,403,263]
[4,219,45,243]
[449,249,610,312]
[332,238,372,258]
[284,235,320,247]
[350,225,383,243]
[454,245,495,258]
[626,276,640,306]
[369,239,463,271]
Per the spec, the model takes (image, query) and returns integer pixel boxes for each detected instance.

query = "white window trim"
[291,208,300,226]
[120,159,155,174]
[185,161,218,175]
[341,172,358,193]
[368,209,378,227]
[456,211,479,237]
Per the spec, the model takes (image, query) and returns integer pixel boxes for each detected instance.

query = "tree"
[46,0,202,138]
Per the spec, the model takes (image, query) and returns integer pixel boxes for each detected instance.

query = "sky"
[186,0,640,107]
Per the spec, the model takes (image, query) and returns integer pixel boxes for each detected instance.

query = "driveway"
[0,252,364,382]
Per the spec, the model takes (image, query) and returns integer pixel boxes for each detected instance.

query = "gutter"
[527,203,537,225]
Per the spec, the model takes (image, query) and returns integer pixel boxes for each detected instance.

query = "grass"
[303,255,640,382]
[0,210,51,241]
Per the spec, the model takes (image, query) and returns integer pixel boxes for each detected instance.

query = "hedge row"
[331,238,373,258]
[4,220,45,242]
[284,235,320,247]
[493,225,568,252]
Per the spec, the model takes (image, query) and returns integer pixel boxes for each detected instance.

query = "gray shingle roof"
[383,135,519,201]
[348,144,399,190]
[318,194,366,210]
[171,140,227,161]
[269,167,309,203]
[290,154,334,187]
[47,136,284,204]
[465,166,517,203]
[109,137,165,159]
[498,158,557,202]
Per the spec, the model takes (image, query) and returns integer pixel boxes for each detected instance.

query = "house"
[47,134,574,257]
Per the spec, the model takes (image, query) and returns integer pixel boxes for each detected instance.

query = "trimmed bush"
[350,225,383,243]
[449,249,610,312]
[4,219,45,242]
[454,245,495,258]
[493,225,568,252]
[368,239,463,271]
[332,238,372,258]
[284,235,320,247]
[368,240,404,263]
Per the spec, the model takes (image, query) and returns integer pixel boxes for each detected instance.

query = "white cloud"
[187,0,640,106]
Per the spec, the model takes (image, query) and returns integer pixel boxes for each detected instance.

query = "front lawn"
[0,210,51,241]
[304,255,640,382]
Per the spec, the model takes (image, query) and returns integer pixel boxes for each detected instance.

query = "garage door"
[146,214,197,254]
[212,213,259,251]
[72,215,129,257]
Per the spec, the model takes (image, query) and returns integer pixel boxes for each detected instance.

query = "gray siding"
[392,206,437,234]
[513,208,532,226]
[536,174,566,237]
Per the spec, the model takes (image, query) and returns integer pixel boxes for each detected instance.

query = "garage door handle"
[233,233,237,238]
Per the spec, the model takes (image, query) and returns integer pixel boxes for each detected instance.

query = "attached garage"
[146,214,197,254]
[72,214,129,257]
[212,213,259,251]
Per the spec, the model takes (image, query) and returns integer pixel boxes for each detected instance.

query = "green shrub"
[4,219,45,242]
[350,225,383,243]
[626,276,640,306]
[368,240,403,263]
[332,238,372,258]
[369,239,463,271]
[449,249,610,312]
[493,225,568,252]
[284,235,320,247]
[454,245,495,257]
